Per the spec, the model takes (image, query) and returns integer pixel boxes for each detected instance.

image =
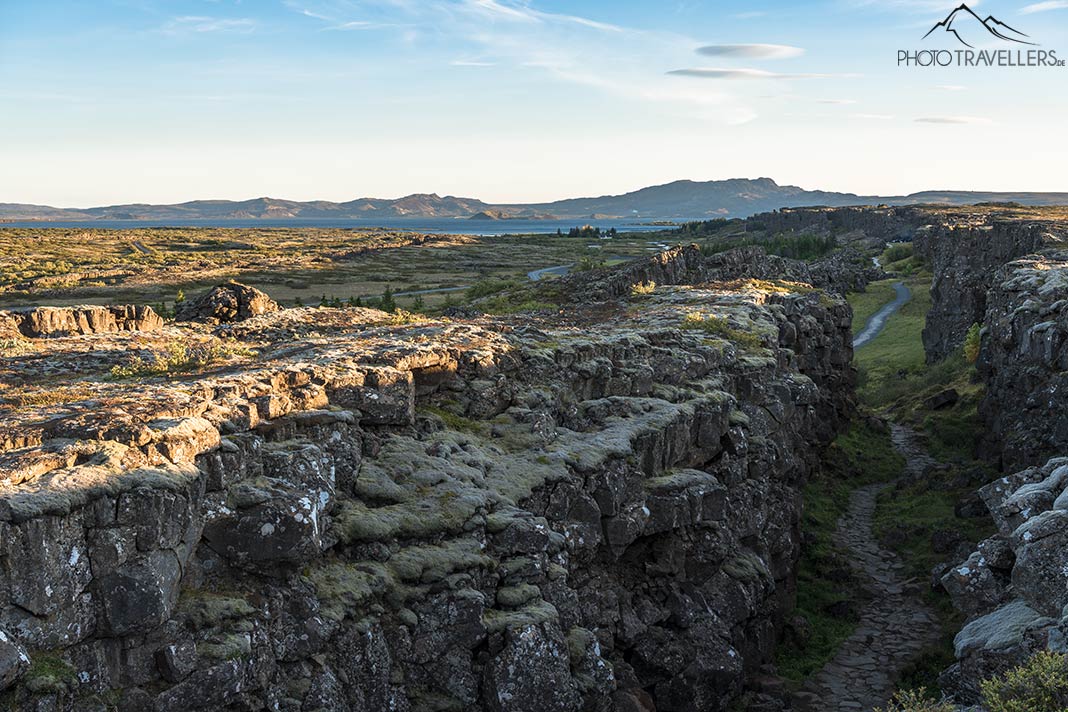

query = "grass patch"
[109,339,256,380]
[848,279,899,335]
[777,420,904,681]
[680,312,764,350]
[854,275,931,394]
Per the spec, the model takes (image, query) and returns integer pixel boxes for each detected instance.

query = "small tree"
[293,297,303,307]
[175,289,185,304]
[412,294,425,312]
[380,286,397,313]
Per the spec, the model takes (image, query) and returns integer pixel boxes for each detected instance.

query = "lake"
[0,217,690,236]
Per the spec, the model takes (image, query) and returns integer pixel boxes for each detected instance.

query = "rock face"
[978,253,1068,470]
[940,457,1068,702]
[0,259,853,710]
[562,244,880,303]
[913,221,1051,363]
[0,305,162,338]
[175,282,280,323]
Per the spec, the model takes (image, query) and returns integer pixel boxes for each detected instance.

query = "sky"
[2,0,1067,207]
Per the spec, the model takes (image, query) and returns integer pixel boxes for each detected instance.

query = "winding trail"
[799,425,941,711]
[853,282,911,349]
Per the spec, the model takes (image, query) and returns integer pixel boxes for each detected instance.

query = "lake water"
[0,217,690,236]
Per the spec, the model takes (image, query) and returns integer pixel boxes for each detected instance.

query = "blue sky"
[2,0,1067,206]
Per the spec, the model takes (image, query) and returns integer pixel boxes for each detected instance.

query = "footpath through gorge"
[798,426,942,711]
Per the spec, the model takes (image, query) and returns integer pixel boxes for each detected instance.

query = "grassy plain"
[0,227,672,310]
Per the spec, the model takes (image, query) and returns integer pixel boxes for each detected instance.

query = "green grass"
[777,421,904,681]
[853,275,931,392]
[848,279,899,335]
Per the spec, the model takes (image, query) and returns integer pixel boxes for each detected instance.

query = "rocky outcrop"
[746,205,927,245]
[913,221,1052,362]
[977,253,1068,470]
[940,457,1068,702]
[0,305,162,339]
[0,273,853,710]
[175,281,280,323]
[559,244,880,303]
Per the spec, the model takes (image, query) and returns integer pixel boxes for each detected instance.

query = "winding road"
[853,282,910,349]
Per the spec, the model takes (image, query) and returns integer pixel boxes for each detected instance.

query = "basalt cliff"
[0,248,856,711]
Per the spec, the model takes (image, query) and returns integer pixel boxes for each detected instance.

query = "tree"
[412,294,425,312]
[293,297,303,307]
[380,286,397,313]
[175,289,185,304]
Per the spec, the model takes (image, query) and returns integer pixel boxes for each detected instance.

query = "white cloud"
[851,113,896,120]
[1020,1,1068,13]
[451,59,496,67]
[668,68,857,80]
[915,116,994,124]
[162,16,256,34]
[935,84,966,91]
[696,44,804,59]
[818,98,858,104]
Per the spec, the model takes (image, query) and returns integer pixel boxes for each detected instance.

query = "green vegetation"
[680,312,765,350]
[777,421,904,681]
[884,652,1068,712]
[629,280,656,297]
[981,651,1068,712]
[963,322,981,364]
[847,279,899,335]
[109,339,256,380]
[882,242,914,264]
[875,688,954,712]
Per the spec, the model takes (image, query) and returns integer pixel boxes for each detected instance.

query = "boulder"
[175,282,279,323]
[924,388,960,410]
[0,629,29,691]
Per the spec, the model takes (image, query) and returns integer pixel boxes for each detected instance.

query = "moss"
[198,632,252,662]
[388,539,494,583]
[23,652,76,695]
[722,551,772,583]
[680,312,766,351]
[307,561,392,623]
[484,599,559,633]
[419,406,489,436]
[336,484,488,543]
[495,583,541,608]
[178,590,257,630]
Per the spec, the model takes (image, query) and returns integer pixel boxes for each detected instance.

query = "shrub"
[963,322,981,364]
[630,281,656,297]
[883,242,914,264]
[109,339,256,379]
[680,312,764,350]
[981,650,1068,712]
[875,689,955,712]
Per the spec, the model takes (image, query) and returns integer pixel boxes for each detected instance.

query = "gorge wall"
[0,253,854,711]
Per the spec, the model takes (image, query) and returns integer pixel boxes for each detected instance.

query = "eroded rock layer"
[0,267,852,711]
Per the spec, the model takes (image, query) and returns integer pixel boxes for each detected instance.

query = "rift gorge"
[2,203,1068,712]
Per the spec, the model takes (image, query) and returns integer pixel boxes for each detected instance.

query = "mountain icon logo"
[923,3,1036,48]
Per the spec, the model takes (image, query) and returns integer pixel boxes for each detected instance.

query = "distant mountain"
[4,178,1068,223]
[922,3,1035,48]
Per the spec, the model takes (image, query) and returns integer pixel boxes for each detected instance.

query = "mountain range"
[4,178,1068,223]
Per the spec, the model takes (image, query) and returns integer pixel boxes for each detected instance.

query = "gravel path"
[797,425,941,711]
[854,282,911,349]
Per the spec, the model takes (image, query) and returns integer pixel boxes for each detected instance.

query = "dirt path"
[798,425,941,711]
[853,282,911,349]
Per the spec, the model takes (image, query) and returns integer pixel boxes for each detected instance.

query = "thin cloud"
[852,113,896,120]
[1021,1,1068,12]
[733,11,769,19]
[162,16,256,34]
[697,43,804,59]
[668,68,857,79]
[451,59,496,67]
[935,84,967,91]
[818,98,858,104]
[915,116,993,124]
